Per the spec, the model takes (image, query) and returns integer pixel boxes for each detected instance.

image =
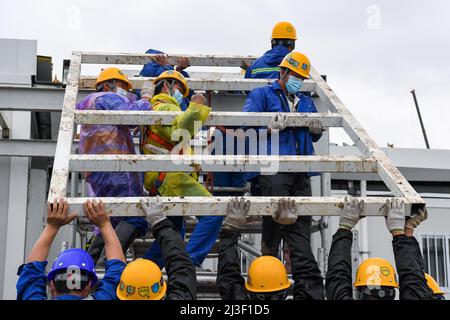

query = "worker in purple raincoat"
[77,67,155,266]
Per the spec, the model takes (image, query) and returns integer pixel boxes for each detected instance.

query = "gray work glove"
[268,113,288,131]
[405,208,428,231]
[272,198,297,225]
[339,196,364,230]
[223,197,250,230]
[385,198,406,234]
[141,81,156,100]
[308,119,323,135]
[140,196,166,228]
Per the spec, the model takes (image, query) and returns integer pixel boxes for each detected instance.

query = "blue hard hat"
[145,49,165,54]
[47,248,98,286]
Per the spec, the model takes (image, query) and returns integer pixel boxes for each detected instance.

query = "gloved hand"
[140,196,166,228]
[191,93,206,105]
[141,81,156,100]
[268,113,288,131]
[385,198,406,235]
[272,198,297,225]
[339,197,364,230]
[223,197,250,230]
[405,208,428,231]
[308,119,323,135]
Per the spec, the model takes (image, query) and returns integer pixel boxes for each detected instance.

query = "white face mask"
[116,87,128,97]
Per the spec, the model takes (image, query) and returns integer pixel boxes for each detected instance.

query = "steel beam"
[310,67,425,209]
[73,110,342,127]
[0,86,90,112]
[68,154,378,173]
[66,196,410,217]
[48,52,81,202]
[80,52,257,67]
[78,76,315,92]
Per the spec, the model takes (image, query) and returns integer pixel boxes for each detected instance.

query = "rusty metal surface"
[73,110,343,127]
[68,154,378,173]
[310,67,425,208]
[78,76,316,92]
[48,52,81,201]
[66,196,410,217]
[80,52,258,67]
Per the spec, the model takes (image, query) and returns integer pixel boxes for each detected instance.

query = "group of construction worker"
[16,21,445,301]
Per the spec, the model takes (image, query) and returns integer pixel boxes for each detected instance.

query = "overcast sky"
[1,0,449,149]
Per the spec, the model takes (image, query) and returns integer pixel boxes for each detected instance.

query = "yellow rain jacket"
[142,93,211,197]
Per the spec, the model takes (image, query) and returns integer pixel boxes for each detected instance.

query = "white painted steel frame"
[48,52,425,217]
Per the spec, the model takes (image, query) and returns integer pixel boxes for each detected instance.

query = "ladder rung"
[65,196,413,217]
[79,76,316,91]
[73,110,342,127]
[68,154,378,173]
[80,52,258,67]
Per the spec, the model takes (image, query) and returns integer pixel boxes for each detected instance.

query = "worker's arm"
[325,197,363,300]
[28,199,78,262]
[273,199,324,300]
[83,200,127,300]
[17,199,77,300]
[141,198,197,300]
[217,198,251,300]
[386,200,434,300]
[325,229,354,300]
[83,200,126,263]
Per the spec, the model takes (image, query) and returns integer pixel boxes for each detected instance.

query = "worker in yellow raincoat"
[141,70,223,268]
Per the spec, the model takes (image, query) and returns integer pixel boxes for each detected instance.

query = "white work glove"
[223,197,250,230]
[339,197,364,230]
[385,198,406,234]
[405,208,428,231]
[268,113,288,131]
[140,196,166,228]
[141,81,156,100]
[308,119,323,135]
[272,198,297,225]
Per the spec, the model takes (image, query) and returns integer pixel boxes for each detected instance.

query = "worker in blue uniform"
[242,51,324,258]
[244,21,297,79]
[140,49,192,111]
[17,199,126,300]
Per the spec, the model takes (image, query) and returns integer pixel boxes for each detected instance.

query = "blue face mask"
[172,89,184,105]
[285,75,303,95]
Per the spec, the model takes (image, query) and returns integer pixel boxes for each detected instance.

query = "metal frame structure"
[48,51,425,217]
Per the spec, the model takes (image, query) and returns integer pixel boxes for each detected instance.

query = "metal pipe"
[237,240,262,257]
[410,89,430,149]
[359,180,369,261]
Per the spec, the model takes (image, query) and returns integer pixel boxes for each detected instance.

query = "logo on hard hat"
[287,26,293,33]
[302,63,309,70]
[138,286,150,298]
[151,282,160,294]
[126,285,136,296]
[119,282,125,291]
[380,267,391,277]
[288,58,299,68]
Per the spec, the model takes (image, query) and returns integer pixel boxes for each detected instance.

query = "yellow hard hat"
[354,257,399,288]
[95,67,132,91]
[116,259,167,300]
[271,21,297,40]
[153,70,189,98]
[245,256,291,293]
[279,51,311,79]
[425,273,444,294]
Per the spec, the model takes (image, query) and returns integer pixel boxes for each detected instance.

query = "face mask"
[172,89,184,105]
[116,87,129,97]
[285,75,303,95]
